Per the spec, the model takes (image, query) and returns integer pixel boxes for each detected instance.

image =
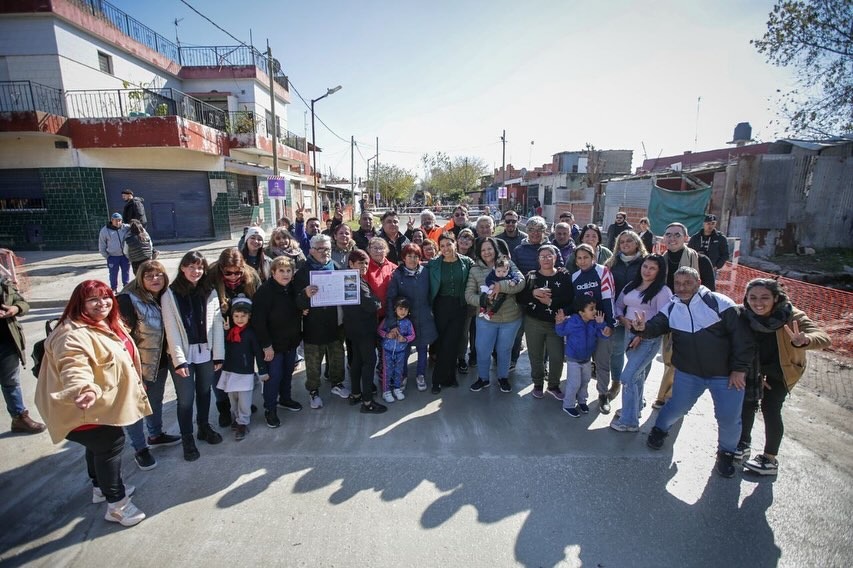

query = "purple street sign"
[268,177,287,198]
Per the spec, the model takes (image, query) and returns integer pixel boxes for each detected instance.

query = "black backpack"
[30,319,60,378]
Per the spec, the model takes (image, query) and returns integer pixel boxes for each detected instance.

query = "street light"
[311,85,342,215]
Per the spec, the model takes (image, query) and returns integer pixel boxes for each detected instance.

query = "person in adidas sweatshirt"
[635,266,754,478]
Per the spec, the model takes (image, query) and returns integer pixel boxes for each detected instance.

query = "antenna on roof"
[174,18,183,48]
[694,96,702,149]
[641,141,648,161]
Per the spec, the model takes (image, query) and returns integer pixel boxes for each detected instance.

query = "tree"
[420,153,489,204]
[369,163,416,206]
[753,0,853,136]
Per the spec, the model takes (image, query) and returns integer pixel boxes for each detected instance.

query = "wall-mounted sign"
[268,177,287,198]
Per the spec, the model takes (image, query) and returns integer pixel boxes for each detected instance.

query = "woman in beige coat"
[36,280,151,527]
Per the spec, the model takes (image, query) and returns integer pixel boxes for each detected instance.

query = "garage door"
[102,169,213,240]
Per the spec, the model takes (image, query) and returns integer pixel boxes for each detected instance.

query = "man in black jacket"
[294,234,350,410]
[688,214,730,270]
[606,212,633,250]
[635,267,753,478]
[121,189,147,227]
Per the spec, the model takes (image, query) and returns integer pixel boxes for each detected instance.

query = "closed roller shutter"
[102,169,213,240]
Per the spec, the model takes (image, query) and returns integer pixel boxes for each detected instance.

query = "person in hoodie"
[121,189,147,227]
[123,220,154,275]
[98,213,130,294]
[556,297,608,418]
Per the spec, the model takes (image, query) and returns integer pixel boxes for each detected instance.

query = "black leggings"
[433,296,465,387]
[66,425,127,503]
[740,374,788,456]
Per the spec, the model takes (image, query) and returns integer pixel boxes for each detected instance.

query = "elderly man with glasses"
[294,234,350,410]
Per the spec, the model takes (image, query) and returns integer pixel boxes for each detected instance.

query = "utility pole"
[375,136,379,206]
[500,130,506,212]
[267,43,278,177]
[350,135,354,219]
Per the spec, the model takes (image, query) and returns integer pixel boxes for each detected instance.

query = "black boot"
[216,400,232,428]
[182,434,200,462]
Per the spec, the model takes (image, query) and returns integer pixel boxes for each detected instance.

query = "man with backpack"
[633,266,753,477]
[0,273,45,434]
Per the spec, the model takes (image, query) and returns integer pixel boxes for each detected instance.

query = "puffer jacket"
[35,320,151,444]
[117,282,165,381]
[465,260,525,323]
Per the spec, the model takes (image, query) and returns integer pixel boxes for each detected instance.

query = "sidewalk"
[12,238,237,308]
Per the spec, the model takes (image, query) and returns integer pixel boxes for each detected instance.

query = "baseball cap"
[704,214,717,222]
[111,213,122,220]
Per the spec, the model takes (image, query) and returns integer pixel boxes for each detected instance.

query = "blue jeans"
[615,333,660,428]
[475,317,523,380]
[170,360,215,436]
[125,367,169,451]
[0,343,25,417]
[264,349,296,411]
[106,255,130,292]
[413,343,428,377]
[609,326,626,384]
[654,370,744,453]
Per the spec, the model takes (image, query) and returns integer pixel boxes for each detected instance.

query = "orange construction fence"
[716,262,853,358]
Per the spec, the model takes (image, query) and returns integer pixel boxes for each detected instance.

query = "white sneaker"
[331,383,350,398]
[416,375,427,392]
[382,391,395,403]
[309,391,323,409]
[93,484,134,504]
[393,388,405,400]
[104,496,146,527]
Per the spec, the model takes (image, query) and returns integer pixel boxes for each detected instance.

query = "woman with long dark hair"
[35,280,151,527]
[241,227,271,281]
[124,219,154,275]
[737,278,830,475]
[161,251,225,461]
[610,254,671,432]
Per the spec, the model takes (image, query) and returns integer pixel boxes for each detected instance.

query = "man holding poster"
[295,234,350,410]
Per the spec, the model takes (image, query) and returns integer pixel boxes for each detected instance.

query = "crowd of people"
[4,202,830,528]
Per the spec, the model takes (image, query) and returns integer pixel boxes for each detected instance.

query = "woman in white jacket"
[161,251,224,461]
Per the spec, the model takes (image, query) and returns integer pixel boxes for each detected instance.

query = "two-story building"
[0,0,314,249]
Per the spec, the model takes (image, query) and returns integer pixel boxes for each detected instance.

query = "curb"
[29,300,71,310]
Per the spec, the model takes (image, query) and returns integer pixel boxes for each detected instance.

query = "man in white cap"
[98,213,130,293]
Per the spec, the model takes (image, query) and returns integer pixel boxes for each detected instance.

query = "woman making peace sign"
[737,278,831,476]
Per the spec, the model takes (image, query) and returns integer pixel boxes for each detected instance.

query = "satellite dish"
[520,168,528,177]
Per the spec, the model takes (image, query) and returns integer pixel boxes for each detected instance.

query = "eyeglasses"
[313,247,331,253]
[223,270,242,276]
[85,297,111,304]
[143,273,164,281]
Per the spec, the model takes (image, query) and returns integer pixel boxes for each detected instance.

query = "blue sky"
[115,0,794,179]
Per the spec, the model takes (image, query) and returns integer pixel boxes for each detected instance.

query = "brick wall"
[0,167,106,250]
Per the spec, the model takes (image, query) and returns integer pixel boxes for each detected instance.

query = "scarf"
[618,252,641,263]
[306,255,336,271]
[226,323,246,343]
[744,300,793,333]
[224,278,242,291]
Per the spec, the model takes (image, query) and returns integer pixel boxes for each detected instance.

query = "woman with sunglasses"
[209,247,262,427]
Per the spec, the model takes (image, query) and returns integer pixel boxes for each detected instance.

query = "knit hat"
[231,295,253,313]
[245,227,265,241]
[111,213,122,220]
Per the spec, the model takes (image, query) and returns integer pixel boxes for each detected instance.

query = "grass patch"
[769,248,853,273]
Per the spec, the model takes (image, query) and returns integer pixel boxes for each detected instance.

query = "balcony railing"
[75,0,180,63]
[65,87,227,131]
[227,110,307,152]
[179,46,289,91]
[0,81,65,115]
[72,1,288,90]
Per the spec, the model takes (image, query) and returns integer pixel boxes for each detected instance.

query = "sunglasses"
[223,270,242,276]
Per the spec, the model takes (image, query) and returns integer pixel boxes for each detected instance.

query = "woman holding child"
[464,237,525,394]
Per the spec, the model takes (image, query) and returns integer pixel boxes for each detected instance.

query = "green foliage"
[753,0,853,136]
[369,164,416,204]
[420,152,489,202]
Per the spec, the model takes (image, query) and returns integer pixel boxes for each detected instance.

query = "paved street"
[1,238,852,567]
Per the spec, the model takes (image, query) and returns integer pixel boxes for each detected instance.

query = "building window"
[0,169,46,210]
[98,51,113,75]
[236,174,259,206]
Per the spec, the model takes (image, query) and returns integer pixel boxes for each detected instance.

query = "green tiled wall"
[0,168,106,251]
